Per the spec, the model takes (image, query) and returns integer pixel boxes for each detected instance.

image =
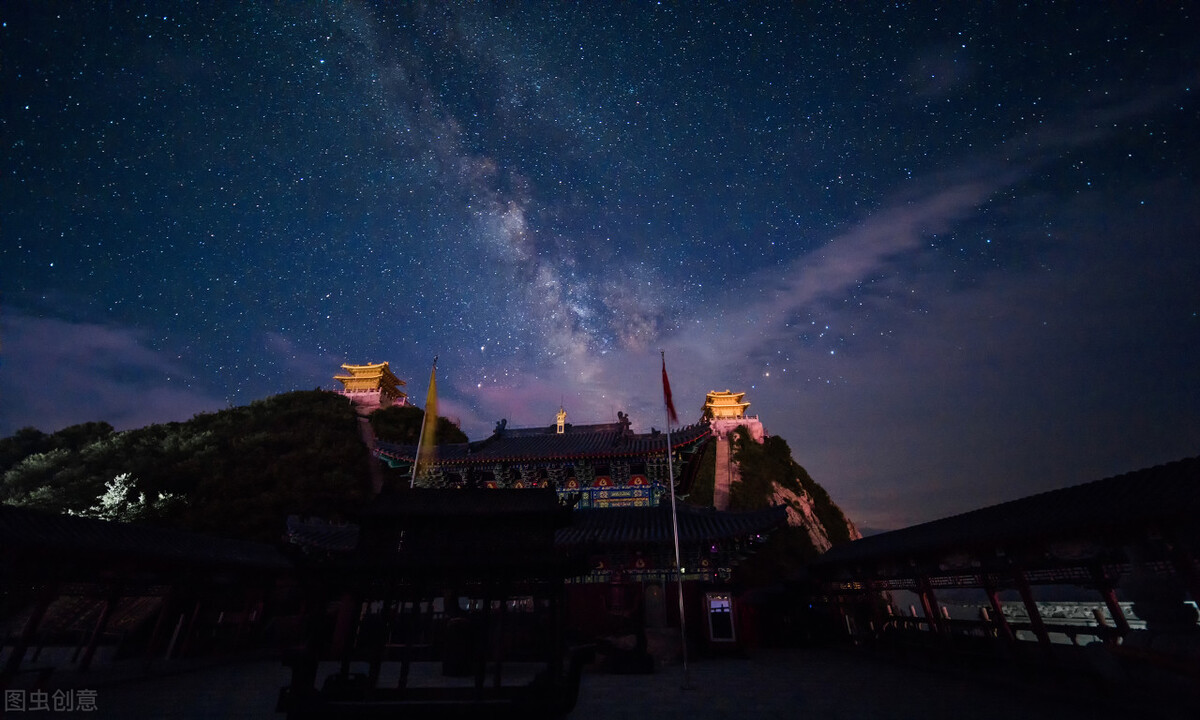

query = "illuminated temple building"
[703,389,751,419]
[703,389,765,510]
[376,410,709,508]
[333,362,407,414]
[364,401,785,649]
[703,389,764,442]
[374,408,784,565]
[289,365,790,653]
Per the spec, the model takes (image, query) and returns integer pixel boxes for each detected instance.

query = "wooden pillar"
[493,582,509,690]
[144,587,177,663]
[916,577,941,634]
[2,583,58,681]
[285,580,325,709]
[397,590,414,691]
[474,582,492,694]
[983,583,1016,644]
[368,582,397,688]
[1087,563,1130,641]
[234,584,262,649]
[1098,586,1130,636]
[79,583,122,671]
[551,580,566,682]
[332,591,360,678]
[863,581,887,641]
[1013,573,1051,647]
[1164,538,1200,610]
[176,597,204,659]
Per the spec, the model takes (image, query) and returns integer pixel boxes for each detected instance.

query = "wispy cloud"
[0,310,224,435]
[264,332,349,389]
[724,77,1189,370]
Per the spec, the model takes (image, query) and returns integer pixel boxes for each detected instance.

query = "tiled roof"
[555,502,788,547]
[361,488,573,518]
[287,491,571,554]
[285,494,787,554]
[814,455,1200,567]
[286,490,580,576]
[26,592,166,637]
[0,504,292,572]
[286,515,359,552]
[376,420,713,465]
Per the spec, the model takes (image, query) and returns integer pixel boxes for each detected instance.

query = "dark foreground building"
[280,489,591,718]
[811,456,1200,690]
[4,456,1199,717]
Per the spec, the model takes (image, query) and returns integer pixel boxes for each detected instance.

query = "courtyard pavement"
[16,645,1197,719]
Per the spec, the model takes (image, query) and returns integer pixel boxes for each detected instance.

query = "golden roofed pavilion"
[334,362,407,411]
[703,389,751,420]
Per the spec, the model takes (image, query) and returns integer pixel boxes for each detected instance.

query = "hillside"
[1,398,856,583]
[0,391,457,542]
[687,426,859,584]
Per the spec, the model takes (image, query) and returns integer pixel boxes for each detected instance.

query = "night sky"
[3,3,1198,531]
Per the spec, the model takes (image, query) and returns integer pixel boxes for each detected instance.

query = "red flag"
[661,355,679,426]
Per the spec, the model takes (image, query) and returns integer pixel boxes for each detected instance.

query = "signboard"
[559,485,658,508]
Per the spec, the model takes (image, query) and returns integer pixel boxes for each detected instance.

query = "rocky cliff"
[720,427,859,556]
[770,481,861,554]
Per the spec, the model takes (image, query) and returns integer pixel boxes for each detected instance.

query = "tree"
[369,404,467,445]
[69,473,183,523]
[0,390,375,542]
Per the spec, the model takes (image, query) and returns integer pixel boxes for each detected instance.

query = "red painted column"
[1098,586,1130,636]
[917,577,941,634]
[864,581,886,641]
[331,591,359,677]
[983,583,1016,644]
[1014,573,1051,647]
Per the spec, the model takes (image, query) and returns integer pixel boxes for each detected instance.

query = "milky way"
[3,3,1198,529]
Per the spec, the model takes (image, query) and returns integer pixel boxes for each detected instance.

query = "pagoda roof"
[286,490,572,555]
[334,361,405,383]
[704,390,751,415]
[0,504,292,574]
[286,490,581,577]
[556,502,787,547]
[340,361,393,371]
[375,419,713,466]
[813,455,1200,569]
[362,488,572,519]
[285,496,787,554]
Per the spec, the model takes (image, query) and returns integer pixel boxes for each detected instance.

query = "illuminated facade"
[703,389,751,419]
[375,411,713,510]
[333,362,407,413]
[702,390,764,510]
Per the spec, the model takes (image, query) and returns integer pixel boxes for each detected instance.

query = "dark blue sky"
[3,2,1198,530]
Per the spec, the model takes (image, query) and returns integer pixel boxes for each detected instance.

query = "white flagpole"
[409,417,425,490]
[662,351,690,688]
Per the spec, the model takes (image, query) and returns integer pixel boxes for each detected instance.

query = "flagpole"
[409,419,425,490]
[661,351,690,688]
[410,356,437,489]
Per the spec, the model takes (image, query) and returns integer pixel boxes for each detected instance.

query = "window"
[706,593,735,642]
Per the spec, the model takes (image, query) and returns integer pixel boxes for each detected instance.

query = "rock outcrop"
[770,481,861,554]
